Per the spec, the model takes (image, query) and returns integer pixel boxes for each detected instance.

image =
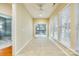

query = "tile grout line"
[15,39,33,55]
[49,39,70,56]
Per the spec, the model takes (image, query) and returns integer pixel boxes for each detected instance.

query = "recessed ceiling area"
[24,3,55,18]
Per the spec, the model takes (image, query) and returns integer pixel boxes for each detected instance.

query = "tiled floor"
[54,40,79,56]
[17,38,66,56]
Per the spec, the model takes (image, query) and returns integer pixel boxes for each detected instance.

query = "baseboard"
[54,39,79,56]
[68,47,79,55]
[49,39,69,56]
[15,39,33,55]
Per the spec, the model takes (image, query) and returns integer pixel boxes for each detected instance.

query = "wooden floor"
[0,46,12,56]
[17,39,66,56]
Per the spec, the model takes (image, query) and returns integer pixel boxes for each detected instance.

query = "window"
[0,17,5,36]
[5,18,11,36]
[59,5,70,48]
[53,16,58,40]
[74,4,79,51]
[35,24,46,35]
[0,15,11,39]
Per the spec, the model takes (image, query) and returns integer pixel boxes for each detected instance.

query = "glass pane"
[75,4,79,52]
[59,5,70,48]
[0,15,11,40]
[53,16,58,40]
[0,17,5,37]
[5,18,11,36]
[36,24,46,35]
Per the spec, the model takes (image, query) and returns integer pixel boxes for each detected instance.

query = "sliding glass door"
[0,15,11,39]
[0,17,5,37]
[53,16,58,40]
[74,4,79,51]
[59,4,71,48]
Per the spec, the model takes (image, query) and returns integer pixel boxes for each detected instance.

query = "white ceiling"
[24,3,54,18]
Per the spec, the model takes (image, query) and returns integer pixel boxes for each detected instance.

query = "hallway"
[13,3,79,56]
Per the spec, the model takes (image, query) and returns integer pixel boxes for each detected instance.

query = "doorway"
[33,18,49,39]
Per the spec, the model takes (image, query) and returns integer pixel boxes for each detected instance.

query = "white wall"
[13,4,33,54]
